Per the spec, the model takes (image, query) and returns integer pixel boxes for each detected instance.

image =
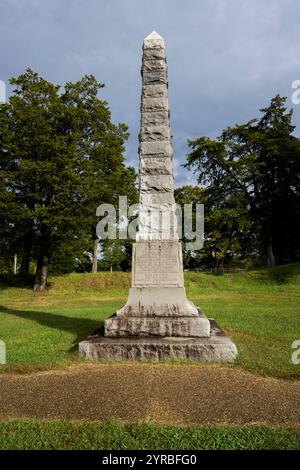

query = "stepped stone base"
[79,319,238,363]
[105,311,210,337]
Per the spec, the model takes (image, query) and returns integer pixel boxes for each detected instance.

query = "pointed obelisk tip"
[143,30,165,48]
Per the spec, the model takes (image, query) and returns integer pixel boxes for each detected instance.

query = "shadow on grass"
[265,263,300,284]
[0,274,55,291]
[0,305,104,351]
[0,273,35,290]
[187,263,300,285]
[238,264,300,285]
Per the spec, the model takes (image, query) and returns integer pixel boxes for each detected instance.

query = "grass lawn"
[0,420,298,450]
[0,264,299,450]
[0,263,299,379]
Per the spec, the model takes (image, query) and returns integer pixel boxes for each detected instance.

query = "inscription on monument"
[133,242,183,287]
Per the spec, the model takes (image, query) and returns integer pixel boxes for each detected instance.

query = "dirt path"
[0,364,299,426]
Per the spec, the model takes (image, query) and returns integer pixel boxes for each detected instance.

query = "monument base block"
[105,312,210,337]
[79,319,238,363]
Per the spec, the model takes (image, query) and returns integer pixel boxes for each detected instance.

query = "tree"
[0,69,137,290]
[186,96,300,267]
[61,76,137,274]
[175,185,250,269]
[99,238,133,272]
[174,185,206,269]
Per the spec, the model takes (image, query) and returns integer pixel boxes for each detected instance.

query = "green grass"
[0,420,298,450]
[0,263,299,378]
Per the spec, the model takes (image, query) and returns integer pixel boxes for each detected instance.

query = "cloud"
[1,0,299,186]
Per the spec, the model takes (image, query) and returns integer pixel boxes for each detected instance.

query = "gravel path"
[0,364,299,426]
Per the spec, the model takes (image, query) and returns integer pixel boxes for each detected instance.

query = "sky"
[1,0,300,186]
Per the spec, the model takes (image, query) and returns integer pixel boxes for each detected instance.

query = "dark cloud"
[1,0,300,186]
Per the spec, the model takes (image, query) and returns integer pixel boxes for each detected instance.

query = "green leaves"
[0,69,137,279]
[185,96,300,267]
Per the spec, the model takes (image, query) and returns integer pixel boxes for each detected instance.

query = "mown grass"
[0,420,298,450]
[0,263,299,378]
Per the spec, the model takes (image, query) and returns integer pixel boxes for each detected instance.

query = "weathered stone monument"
[79,32,237,362]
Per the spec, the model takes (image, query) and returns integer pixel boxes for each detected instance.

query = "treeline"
[1,71,300,288]
[179,95,300,269]
[0,70,137,290]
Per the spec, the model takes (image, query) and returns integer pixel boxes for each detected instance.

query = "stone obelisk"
[105,31,210,337]
[79,32,238,361]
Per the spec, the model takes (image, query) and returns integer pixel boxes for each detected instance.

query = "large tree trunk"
[266,240,275,268]
[92,238,99,274]
[33,253,49,292]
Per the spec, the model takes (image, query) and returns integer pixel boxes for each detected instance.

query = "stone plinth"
[105,311,210,338]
